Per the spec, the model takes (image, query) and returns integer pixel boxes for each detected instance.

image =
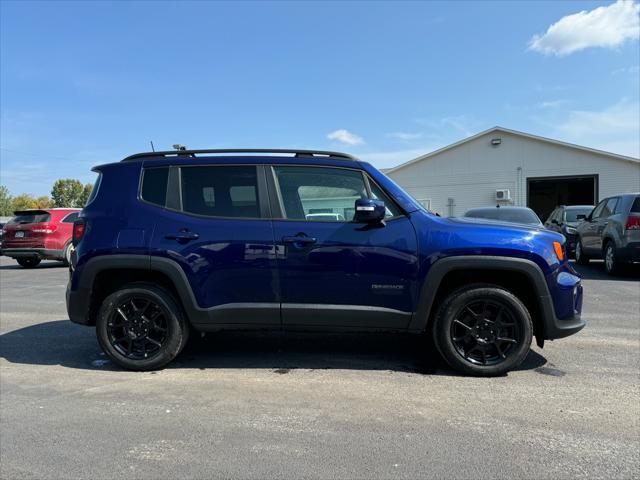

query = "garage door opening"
[527,175,597,222]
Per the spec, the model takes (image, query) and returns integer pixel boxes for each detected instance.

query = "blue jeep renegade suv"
[66,149,585,376]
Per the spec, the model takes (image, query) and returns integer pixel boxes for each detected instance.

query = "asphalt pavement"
[0,256,638,479]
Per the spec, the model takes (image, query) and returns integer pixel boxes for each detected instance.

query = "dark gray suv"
[575,193,640,275]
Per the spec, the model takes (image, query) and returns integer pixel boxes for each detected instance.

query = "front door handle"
[165,230,200,242]
[282,235,317,245]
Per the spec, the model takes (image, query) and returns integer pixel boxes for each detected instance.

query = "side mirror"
[576,214,586,221]
[354,198,385,224]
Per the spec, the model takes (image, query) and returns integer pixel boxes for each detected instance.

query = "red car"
[1,208,81,268]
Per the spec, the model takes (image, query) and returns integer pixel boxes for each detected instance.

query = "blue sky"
[1,0,639,196]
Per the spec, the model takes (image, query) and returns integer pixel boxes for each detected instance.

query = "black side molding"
[408,256,585,341]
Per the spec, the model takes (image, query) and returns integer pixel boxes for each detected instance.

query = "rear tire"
[96,283,189,371]
[432,284,533,377]
[574,240,590,265]
[604,241,621,276]
[16,257,41,268]
[62,242,74,267]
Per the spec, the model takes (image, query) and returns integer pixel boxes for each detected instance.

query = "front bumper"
[542,264,584,340]
[1,247,64,260]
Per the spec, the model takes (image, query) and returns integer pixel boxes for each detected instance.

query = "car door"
[582,200,607,253]
[147,164,280,327]
[544,208,560,232]
[267,165,419,330]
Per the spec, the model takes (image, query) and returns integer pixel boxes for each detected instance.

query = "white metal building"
[384,126,640,220]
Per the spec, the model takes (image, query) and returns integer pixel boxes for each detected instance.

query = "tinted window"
[85,173,102,206]
[465,208,542,225]
[591,200,607,219]
[602,197,619,218]
[274,166,367,221]
[631,197,640,213]
[9,212,51,224]
[62,212,79,223]
[368,180,403,218]
[141,167,169,206]
[180,166,259,218]
[565,208,593,222]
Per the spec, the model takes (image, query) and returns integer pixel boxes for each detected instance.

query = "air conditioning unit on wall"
[495,189,511,201]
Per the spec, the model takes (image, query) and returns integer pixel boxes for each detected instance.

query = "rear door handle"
[282,236,317,245]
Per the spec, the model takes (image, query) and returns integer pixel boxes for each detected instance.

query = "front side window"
[180,166,259,218]
[273,166,368,222]
[602,197,619,218]
[368,180,403,218]
[591,200,606,219]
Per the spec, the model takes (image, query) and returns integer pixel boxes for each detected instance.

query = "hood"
[448,216,547,233]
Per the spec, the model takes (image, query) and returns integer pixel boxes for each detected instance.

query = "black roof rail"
[121,149,358,162]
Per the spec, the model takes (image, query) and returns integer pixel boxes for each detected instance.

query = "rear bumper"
[66,280,92,325]
[1,247,63,260]
[617,242,640,263]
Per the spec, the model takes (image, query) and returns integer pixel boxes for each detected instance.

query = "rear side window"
[180,166,259,218]
[61,212,79,223]
[630,197,640,213]
[603,197,619,217]
[86,173,102,206]
[9,212,51,224]
[141,167,169,206]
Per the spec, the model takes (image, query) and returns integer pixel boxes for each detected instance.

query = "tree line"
[0,179,94,216]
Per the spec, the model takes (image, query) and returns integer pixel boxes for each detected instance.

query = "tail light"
[625,215,640,231]
[32,224,57,234]
[72,219,85,246]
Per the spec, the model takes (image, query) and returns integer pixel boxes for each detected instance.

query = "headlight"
[564,226,578,235]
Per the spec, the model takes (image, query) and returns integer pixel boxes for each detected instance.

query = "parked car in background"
[0,223,4,240]
[463,206,543,226]
[66,148,584,376]
[544,205,594,256]
[1,208,81,268]
[575,193,640,275]
[305,212,346,221]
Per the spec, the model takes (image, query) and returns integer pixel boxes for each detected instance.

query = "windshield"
[465,208,541,225]
[565,208,592,222]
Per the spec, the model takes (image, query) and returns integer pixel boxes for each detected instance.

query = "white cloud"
[386,132,423,141]
[612,64,640,75]
[529,0,640,56]
[555,99,640,157]
[537,99,569,109]
[326,129,364,146]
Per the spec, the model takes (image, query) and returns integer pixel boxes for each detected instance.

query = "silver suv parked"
[575,193,640,275]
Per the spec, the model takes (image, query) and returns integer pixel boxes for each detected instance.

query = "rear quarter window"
[631,197,640,213]
[141,167,169,206]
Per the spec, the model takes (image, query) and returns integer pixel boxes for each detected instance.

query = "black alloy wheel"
[96,283,189,371]
[107,296,169,360]
[432,285,533,376]
[450,299,520,366]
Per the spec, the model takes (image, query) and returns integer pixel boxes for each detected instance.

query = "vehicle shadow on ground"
[0,261,65,270]
[0,320,547,376]
[571,261,640,281]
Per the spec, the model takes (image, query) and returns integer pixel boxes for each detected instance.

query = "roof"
[385,126,640,174]
[121,149,358,162]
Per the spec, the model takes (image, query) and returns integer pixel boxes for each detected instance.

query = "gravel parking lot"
[0,255,638,479]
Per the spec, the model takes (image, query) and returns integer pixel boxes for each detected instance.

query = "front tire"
[17,257,41,268]
[575,240,590,265]
[432,285,533,376]
[96,283,189,371]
